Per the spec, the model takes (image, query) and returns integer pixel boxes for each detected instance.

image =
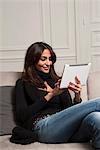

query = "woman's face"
[35,49,53,73]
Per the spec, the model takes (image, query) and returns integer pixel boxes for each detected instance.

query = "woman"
[10,42,100,149]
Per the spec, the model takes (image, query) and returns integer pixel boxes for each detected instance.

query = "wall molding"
[0,55,76,61]
[0,55,76,72]
[90,0,100,23]
[91,30,100,47]
[0,47,76,60]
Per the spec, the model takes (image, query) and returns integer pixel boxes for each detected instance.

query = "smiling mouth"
[43,67,49,70]
[42,65,50,70]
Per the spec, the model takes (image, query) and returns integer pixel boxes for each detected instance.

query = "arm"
[15,79,48,123]
[68,76,82,103]
[43,80,82,108]
[59,89,73,109]
[43,81,74,109]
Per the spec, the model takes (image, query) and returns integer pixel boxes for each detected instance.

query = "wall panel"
[0,0,76,72]
[0,0,43,50]
[90,0,100,71]
[75,0,100,72]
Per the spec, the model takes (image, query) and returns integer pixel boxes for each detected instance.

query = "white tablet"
[60,63,91,88]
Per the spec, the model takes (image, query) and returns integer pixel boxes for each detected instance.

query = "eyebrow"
[41,56,51,58]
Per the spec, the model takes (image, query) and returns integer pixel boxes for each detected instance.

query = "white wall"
[75,0,100,72]
[0,0,100,73]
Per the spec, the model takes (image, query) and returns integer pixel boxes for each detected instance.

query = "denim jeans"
[33,98,100,148]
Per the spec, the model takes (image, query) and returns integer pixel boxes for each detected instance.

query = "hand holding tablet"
[60,63,91,89]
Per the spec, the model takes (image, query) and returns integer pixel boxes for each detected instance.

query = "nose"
[45,59,51,65]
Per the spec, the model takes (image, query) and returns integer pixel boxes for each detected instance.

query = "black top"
[15,70,73,126]
[10,70,81,144]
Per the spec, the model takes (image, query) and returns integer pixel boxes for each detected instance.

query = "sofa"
[0,71,100,150]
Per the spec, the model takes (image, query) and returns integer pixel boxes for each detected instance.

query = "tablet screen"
[60,63,91,88]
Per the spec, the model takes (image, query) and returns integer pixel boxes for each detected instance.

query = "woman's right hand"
[44,80,64,101]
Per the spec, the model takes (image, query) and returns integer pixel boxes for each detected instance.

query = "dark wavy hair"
[22,42,59,88]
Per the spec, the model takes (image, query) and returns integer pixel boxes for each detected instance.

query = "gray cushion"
[0,86,16,135]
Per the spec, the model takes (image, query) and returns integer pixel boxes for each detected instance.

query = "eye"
[49,57,52,61]
[40,56,52,61]
[40,57,46,61]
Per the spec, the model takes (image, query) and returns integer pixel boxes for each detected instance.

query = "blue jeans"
[33,98,100,148]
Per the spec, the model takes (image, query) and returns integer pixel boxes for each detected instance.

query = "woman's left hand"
[68,76,82,102]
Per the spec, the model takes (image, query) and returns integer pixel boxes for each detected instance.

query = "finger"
[58,79,61,82]
[68,84,81,93]
[68,87,80,93]
[75,76,81,84]
[55,80,61,87]
[44,81,48,87]
[69,81,82,89]
[56,79,61,85]
[69,82,76,87]
[55,83,60,88]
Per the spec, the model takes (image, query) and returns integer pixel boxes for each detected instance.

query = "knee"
[83,112,100,130]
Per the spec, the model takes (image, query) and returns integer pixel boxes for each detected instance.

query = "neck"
[36,69,51,81]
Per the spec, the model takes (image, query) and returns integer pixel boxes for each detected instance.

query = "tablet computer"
[60,63,91,88]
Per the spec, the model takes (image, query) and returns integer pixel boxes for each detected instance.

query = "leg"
[33,98,100,143]
[70,112,100,149]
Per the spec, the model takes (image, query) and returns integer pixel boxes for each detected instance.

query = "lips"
[43,67,49,70]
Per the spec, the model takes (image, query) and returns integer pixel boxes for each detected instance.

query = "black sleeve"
[73,97,82,104]
[15,79,48,123]
[59,89,82,109]
[59,89,73,109]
